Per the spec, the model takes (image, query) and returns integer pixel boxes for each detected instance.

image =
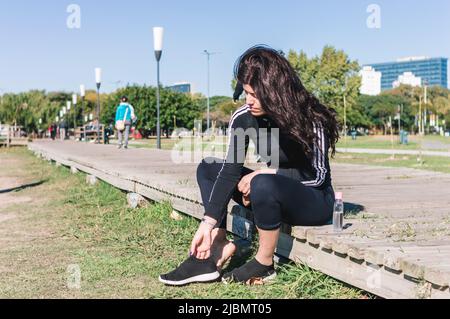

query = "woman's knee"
[196,157,223,180]
[250,174,278,204]
[250,175,282,230]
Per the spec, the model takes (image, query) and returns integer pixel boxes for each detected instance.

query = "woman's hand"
[238,169,277,197]
[237,171,259,197]
[190,218,216,260]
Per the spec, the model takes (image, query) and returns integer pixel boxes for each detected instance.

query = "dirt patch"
[0,149,83,298]
[0,213,17,223]
[0,194,33,208]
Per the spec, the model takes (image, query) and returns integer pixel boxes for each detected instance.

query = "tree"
[0,90,50,133]
[209,98,240,127]
[357,94,413,134]
[105,85,203,136]
[384,84,450,132]
[288,46,361,128]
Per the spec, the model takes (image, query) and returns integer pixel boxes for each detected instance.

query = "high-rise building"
[360,66,382,95]
[364,56,448,91]
[167,82,192,94]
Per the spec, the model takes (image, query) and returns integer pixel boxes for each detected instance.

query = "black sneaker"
[159,256,221,286]
[222,258,276,285]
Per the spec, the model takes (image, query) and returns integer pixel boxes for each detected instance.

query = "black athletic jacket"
[205,105,332,222]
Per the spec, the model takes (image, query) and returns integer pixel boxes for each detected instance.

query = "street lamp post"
[424,81,428,135]
[153,27,164,150]
[80,85,86,142]
[66,101,71,140]
[72,94,77,139]
[342,77,348,150]
[95,68,102,144]
[203,50,218,133]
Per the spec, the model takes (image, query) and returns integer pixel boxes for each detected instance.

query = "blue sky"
[0,0,449,96]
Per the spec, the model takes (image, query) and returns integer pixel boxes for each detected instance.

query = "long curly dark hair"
[234,45,340,159]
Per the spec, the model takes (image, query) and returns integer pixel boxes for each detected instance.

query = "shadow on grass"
[344,202,365,216]
[0,180,48,194]
[221,238,256,274]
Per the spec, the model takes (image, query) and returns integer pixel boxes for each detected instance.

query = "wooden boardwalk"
[28,140,450,299]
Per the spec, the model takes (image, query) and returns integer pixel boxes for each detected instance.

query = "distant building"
[360,66,382,95]
[364,56,448,91]
[167,82,192,94]
[393,72,422,88]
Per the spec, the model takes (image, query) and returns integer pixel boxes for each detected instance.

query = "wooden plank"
[276,233,450,299]
[401,256,450,282]
[424,265,450,288]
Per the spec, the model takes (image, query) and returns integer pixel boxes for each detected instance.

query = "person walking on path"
[115,96,133,149]
[59,119,67,141]
[50,123,57,140]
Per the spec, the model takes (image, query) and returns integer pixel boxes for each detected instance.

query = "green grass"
[64,170,367,298]
[337,135,450,152]
[337,136,419,150]
[332,152,450,174]
[0,147,369,298]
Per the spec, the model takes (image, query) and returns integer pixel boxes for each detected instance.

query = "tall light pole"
[66,101,71,140]
[95,68,102,144]
[72,94,77,139]
[419,95,423,136]
[424,80,428,135]
[80,84,86,142]
[342,76,348,150]
[153,27,164,150]
[397,104,403,141]
[203,50,218,133]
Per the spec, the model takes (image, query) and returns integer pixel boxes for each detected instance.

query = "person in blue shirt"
[115,96,133,149]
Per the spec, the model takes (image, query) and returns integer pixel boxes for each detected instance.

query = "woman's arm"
[191,106,253,259]
[204,106,254,223]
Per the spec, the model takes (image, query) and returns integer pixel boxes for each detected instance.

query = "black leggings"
[196,158,335,231]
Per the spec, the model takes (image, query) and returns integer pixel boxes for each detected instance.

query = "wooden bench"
[0,125,29,147]
[75,125,105,144]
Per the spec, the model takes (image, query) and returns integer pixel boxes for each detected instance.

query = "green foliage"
[209,98,240,127]
[3,45,450,135]
[383,84,450,132]
[288,46,362,125]
[103,85,203,133]
[0,90,56,133]
[0,85,204,134]
[357,94,413,132]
